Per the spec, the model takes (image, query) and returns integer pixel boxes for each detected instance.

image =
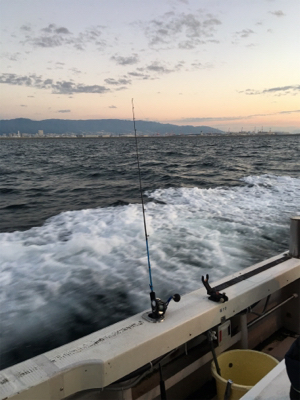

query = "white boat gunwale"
[1,251,299,400]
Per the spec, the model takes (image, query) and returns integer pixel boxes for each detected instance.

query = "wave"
[0,174,299,367]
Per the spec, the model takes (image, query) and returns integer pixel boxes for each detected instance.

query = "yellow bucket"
[211,349,279,400]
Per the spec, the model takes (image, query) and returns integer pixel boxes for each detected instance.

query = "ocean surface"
[0,134,299,369]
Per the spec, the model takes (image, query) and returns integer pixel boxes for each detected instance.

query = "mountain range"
[0,118,224,135]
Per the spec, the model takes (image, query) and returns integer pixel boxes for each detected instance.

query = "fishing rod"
[131,99,180,323]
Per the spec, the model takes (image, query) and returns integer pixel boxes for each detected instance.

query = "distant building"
[38,130,44,137]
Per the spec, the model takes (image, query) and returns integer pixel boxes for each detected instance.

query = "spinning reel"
[143,291,181,323]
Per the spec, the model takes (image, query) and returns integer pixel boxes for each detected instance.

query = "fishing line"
[132,98,154,293]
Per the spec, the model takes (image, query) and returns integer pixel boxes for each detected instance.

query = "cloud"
[109,105,117,108]
[0,73,110,95]
[104,78,132,85]
[58,109,71,113]
[2,52,21,61]
[52,81,110,94]
[191,61,214,70]
[277,110,300,115]
[111,54,139,65]
[41,24,71,35]
[239,85,300,96]
[127,71,152,80]
[140,10,221,50]
[270,10,285,17]
[175,109,300,123]
[234,29,255,38]
[20,24,106,51]
[20,25,31,32]
[127,60,184,80]
[69,67,82,74]
[145,61,173,74]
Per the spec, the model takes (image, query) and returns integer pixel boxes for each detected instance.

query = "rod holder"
[289,216,300,258]
[142,292,181,323]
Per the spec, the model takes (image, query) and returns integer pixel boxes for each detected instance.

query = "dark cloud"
[20,104,27,107]
[109,105,117,108]
[178,39,206,49]
[191,61,214,70]
[0,73,110,95]
[128,60,184,80]
[104,78,132,85]
[51,81,109,94]
[141,11,221,49]
[42,24,71,35]
[58,109,71,113]
[277,110,300,115]
[175,61,185,70]
[69,67,82,74]
[55,27,71,35]
[127,71,151,80]
[144,61,173,74]
[111,54,139,65]
[41,24,55,33]
[270,10,285,17]
[239,85,300,96]
[235,29,255,38]
[2,52,21,61]
[20,25,31,32]
[20,24,106,50]
[27,36,64,48]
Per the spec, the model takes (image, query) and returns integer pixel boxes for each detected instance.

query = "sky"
[0,0,299,132]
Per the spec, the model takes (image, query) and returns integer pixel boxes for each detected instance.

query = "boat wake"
[0,174,299,368]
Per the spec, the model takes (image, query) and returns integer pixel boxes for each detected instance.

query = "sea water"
[0,134,299,368]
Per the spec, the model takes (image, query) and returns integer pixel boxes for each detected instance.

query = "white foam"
[0,174,299,361]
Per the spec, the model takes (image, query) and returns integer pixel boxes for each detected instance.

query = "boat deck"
[241,332,298,400]
[187,329,299,400]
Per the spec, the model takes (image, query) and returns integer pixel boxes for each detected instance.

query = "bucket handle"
[224,379,233,400]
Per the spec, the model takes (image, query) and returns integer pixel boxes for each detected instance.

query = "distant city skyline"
[0,0,299,133]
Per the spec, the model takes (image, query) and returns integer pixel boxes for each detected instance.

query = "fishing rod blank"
[132,99,180,323]
[132,99,154,293]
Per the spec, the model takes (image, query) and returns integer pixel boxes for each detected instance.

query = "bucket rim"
[213,349,280,360]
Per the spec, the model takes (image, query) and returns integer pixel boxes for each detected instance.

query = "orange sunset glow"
[1,0,299,133]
